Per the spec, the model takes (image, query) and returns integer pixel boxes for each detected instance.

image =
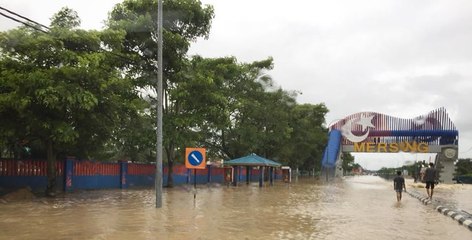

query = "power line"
[0,6,50,31]
[0,11,48,33]
[0,6,139,65]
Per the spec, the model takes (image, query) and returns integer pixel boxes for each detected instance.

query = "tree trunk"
[165,146,174,188]
[45,139,56,197]
[167,158,174,188]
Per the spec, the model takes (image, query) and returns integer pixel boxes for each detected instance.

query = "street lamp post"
[155,0,163,208]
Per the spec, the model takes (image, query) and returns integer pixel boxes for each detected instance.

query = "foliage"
[0,0,332,193]
[377,167,397,175]
[182,56,330,172]
[197,57,281,160]
[107,0,214,88]
[283,103,328,170]
[455,158,472,176]
[0,9,144,194]
[107,0,215,187]
[50,7,81,29]
[105,0,330,176]
[341,152,355,173]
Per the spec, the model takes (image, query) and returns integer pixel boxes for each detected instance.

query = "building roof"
[224,153,282,167]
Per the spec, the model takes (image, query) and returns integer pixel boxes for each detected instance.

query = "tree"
[178,56,329,172]
[188,57,287,160]
[106,0,330,182]
[341,152,355,174]
[50,7,81,29]
[283,104,328,170]
[107,0,214,187]
[455,158,472,176]
[164,56,234,161]
[0,9,143,195]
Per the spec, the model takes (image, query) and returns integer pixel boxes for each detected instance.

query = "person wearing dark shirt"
[393,170,406,201]
[424,163,438,199]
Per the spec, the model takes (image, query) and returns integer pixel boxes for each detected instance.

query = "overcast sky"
[1,0,472,170]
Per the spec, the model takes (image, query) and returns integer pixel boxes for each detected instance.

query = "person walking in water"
[424,162,438,199]
[393,170,406,201]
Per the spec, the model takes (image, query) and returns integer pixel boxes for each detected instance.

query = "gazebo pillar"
[259,167,264,187]
[269,167,273,186]
[207,164,212,183]
[233,166,238,186]
[246,166,250,184]
[238,166,242,182]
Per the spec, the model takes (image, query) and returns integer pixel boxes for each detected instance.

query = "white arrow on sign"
[191,153,200,163]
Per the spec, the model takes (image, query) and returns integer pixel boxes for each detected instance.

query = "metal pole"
[155,0,163,208]
[194,169,197,199]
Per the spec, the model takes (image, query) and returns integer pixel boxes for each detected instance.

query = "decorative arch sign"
[323,107,458,183]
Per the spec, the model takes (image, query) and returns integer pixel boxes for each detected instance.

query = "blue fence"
[0,158,284,192]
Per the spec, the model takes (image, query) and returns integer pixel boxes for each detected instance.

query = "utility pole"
[155,0,163,208]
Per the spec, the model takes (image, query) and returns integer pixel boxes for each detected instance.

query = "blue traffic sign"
[185,148,206,169]
[188,150,203,166]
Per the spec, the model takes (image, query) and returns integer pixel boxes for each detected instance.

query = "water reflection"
[0,176,471,239]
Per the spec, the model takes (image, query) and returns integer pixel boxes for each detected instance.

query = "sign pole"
[185,148,206,200]
[194,169,197,199]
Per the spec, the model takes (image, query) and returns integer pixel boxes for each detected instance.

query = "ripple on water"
[1,178,471,239]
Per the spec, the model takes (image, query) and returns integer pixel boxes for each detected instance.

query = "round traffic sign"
[188,150,203,166]
[185,148,206,169]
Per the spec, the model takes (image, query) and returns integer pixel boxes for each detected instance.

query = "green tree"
[167,56,234,161]
[250,89,295,160]
[50,7,81,29]
[107,0,214,187]
[341,152,355,174]
[162,56,282,164]
[283,104,328,171]
[106,0,330,182]
[196,57,281,160]
[455,158,472,176]
[182,56,329,172]
[0,9,142,195]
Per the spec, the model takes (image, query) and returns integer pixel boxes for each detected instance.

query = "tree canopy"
[455,159,472,176]
[0,7,145,195]
[0,0,331,191]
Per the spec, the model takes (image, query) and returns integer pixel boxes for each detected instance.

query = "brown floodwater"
[1,176,471,240]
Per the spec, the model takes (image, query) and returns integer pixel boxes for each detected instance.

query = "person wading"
[393,170,406,201]
[424,163,438,199]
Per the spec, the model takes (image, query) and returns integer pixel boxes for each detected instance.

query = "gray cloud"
[1,0,471,169]
[190,0,472,169]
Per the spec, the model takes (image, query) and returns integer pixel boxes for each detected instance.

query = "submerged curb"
[406,190,472,232]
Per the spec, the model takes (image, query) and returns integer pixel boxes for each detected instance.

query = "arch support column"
[436,146,458,184]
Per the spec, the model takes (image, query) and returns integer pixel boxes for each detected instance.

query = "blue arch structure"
[321,130,342,168]
[322,107,459,182]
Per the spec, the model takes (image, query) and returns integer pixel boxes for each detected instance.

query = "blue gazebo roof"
[224,153,282,167]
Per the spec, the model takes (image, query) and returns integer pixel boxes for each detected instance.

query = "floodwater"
[1,176,471,240]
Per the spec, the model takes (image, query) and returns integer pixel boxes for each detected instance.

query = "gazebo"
[224,153,282,187]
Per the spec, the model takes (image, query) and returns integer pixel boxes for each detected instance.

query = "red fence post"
[120,161,128,189]
[207,164,212,183]
[13,160,17,176]
[0,159,4,176]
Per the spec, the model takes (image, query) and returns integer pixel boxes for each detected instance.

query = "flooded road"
[1,176,471,240]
